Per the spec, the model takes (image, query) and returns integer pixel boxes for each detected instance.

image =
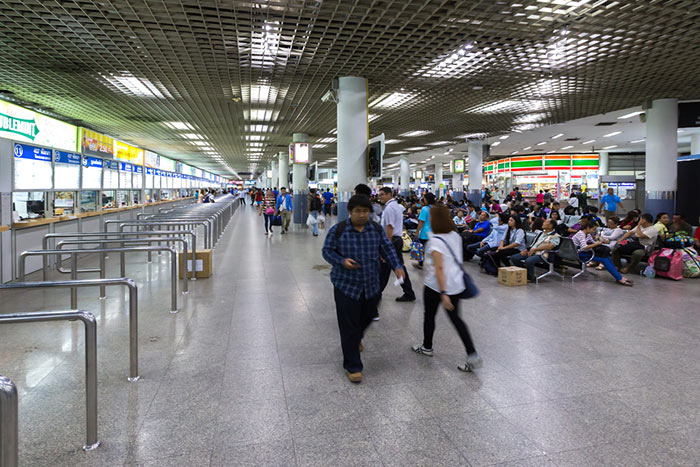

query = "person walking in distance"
[322,188,334,217]
[276,187,293,234]
[414,192,436,269]
[322,195,405,383]
[307,188,322,237]
[412,204,482,372]
[378,187,416,303]
[259,188,277,236]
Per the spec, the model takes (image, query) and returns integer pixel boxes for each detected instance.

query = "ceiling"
[1,0,699,177]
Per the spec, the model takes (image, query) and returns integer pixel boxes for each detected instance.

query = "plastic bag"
[643,265,656,279]
[306,214,318,226]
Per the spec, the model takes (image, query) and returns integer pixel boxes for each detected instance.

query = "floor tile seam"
[428,413,478,467]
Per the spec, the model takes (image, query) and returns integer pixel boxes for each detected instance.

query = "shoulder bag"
[433,236,479,299]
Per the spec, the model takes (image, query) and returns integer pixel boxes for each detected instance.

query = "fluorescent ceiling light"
[457,133,488,139]
[244,109,279,121]
[617,111,644,119]
[243,84,286,104]
[368,114,381,122]
[630,139,645,143]
[536,141,547,146]
[603,131,622,137]
[511,151,519,154]
[245,135,267,141]
[181,133,203,140]
[312,144,327,148]
[101,74,172,99]
[389,151,409,155]
[317,137,337,143]
[427,141,450,146]
[192,141,208,146]
[560,145,574,150]
[384,139,403,144]
[522,146,532,150]
[245,124,271,132]
[164,122,194,130]
[499,135,510,140]
[468,99,545,114]
[448,148,454,153]
[582,139,596,144]
[369,92,415,109]
[413,41,480,78]
[603,145,618,149]
[400,130,433,137]
[491,141,501,147]
[547,150,556,154]
[406,147,428,151]
[514,113,549,124]
[551,133,564,139]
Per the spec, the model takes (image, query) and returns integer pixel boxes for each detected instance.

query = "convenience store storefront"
[484,154,600,201]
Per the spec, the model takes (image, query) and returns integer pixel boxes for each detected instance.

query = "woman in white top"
[599,216,625,249]
[412,205,482,372]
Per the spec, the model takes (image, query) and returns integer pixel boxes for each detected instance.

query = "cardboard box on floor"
[498,266,527,286]
[178,249,212,279]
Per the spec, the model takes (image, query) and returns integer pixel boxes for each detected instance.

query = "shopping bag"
[681,247,700,278]
[402,231,413,252]
[306,214,318,226]
[271,215,282,226]
[409,241,424,262]
[649,248,683,280]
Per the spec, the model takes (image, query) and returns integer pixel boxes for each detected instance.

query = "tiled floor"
[2,205,700,466]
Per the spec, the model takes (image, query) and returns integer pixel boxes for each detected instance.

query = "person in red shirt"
[536,190,544,204]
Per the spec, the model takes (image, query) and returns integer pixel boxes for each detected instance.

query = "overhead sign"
[80,128,114,157]
[294,143,310,163]
[54,151,81,165]
[14,142,52,161]
[145,150,160,168]
[453,159,465,173]
[0,99,78,151]
[114,140,144,165]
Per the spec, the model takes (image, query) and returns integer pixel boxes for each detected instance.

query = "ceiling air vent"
[565,137,580,141]
[595,122,616,126]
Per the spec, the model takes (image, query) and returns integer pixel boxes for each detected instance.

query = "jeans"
[509,252,544,281]
[380,236,415,299]
[263,214,273,233]
[280,210,292,232]
[334,288,378,373]
[579,252,622,281]
[422,287,476,355]
[310,210,319,235]
[465,242,492,261]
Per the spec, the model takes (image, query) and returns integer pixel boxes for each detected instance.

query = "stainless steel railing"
[110,220,212,249]
[19,246,180,313]
[0,375,18,467]
[0,310,99,452]
[0,279,140,381]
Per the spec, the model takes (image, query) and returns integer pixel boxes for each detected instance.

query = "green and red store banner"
[484,154,599,175]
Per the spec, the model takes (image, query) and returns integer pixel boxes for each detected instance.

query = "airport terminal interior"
[1,1,700,466]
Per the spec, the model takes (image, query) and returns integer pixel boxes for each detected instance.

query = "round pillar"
[271,161,278,191]
[337,76,368,221]
[278,151,289,190]
[645,98,678,215]
[598,151,609,176]
[434,163,443,198]
[690,133,700,155]
[293,163,308,224]
[400,156,410,196]
[468,141,484,207]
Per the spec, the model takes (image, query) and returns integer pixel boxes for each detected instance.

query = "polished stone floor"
[2,205,700,466]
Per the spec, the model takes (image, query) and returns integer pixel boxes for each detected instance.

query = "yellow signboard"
[114,140,144,165]
[80,128,114,157]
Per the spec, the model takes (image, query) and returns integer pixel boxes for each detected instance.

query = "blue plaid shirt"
[322,221,402,300]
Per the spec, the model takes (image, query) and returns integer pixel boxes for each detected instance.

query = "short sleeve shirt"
[418,205,432,240]
[601,194,620,211]
[322,192,333,204]
[380,199,404,237]
[424,232,465,295]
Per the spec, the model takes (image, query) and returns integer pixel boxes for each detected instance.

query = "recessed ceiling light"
[181,133,203,140]
[603,131,622,137]
[536,142,547,146]
[522,146,532,150]
[602,145,618,149]
[389,151,409,155]
[511,151,519,154]
[551,133,564,139]
[427,141,450,146]
[491,141,501,147]
[369,92,415,109]
[317,137,337,143]
[312,144,327,148]
[617,111,644,119]
[582,139,596,144]
[406,147,428,151]
[499,135,509,140]
[400,130,433,137]
[560,145,574,150]
[384,139,403,144]
[164,122,194,130]
[448,148,454,153]
[368,114,381,122]
[630,139,645,143]
[547,150,556,153]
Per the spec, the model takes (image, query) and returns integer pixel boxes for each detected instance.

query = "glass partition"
[54,191,75,215]
[13,192,46,220]
[101,190,116,209]
[117,190,130,207]
[80,191,97,213]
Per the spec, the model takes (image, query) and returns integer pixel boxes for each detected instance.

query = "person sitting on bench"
[509,219,561,282]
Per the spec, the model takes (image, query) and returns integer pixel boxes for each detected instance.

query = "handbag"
[271,215,282,226]
[265,207,274,215]
[306,213,318,226]
[409,240,424,262]
[434,236,479,299]
[592,245,611,258]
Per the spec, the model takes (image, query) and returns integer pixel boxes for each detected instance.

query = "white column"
[278,151,289,190]
[337,76,368,221]
[645,98,678,215]
[271,161,279,191]
[400,156,410,196]
[598,151,609,176]
[292,133,309,224]
[392,172,399,190]
[434,163,443,198]
[467,141,485,206]
[690,133,700,155]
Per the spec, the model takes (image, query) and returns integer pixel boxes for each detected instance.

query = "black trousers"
[380,236,415,298]
[486,247,520,268]
[422,287,476,355]
[323,204,332,215]
[334,288,378,373]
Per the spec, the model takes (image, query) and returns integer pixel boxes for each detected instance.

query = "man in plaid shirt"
[322,195,405,383]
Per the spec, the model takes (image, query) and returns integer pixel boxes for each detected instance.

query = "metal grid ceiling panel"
[0,0,699,174]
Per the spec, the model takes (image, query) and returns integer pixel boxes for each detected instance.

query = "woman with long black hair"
[484,215,526,268]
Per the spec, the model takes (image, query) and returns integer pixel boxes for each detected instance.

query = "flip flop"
[617,279,634,287]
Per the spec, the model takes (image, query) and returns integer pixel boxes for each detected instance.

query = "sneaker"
[396,294,416,302]
[281,231,286,235]
[346,371,362,383]
[372,316,380,321]
[411,344,433,357]
[458,352,483,372]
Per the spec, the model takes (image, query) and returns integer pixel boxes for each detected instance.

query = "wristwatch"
[440,291,447,295]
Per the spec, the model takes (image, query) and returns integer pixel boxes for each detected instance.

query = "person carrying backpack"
[307,189,322,236]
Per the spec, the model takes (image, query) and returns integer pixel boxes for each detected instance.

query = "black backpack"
[310,196,322,212]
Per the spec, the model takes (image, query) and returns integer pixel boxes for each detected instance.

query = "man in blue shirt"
[461,211,492,246]
[322,195,404,384]
[322,188,334,216]
[465,214,508,261]
[276,187,293,234]
[600,187,624,219]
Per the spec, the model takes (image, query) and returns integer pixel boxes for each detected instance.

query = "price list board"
[13,143,53,190]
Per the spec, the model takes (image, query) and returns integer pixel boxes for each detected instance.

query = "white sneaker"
[458,352,483,372]
[411,344,433,357]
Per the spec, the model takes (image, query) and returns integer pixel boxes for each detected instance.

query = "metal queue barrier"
[19,246,180,313]
[0,310,100,452]
[53,237,190,295]
[42,230,198,281]
[0,375,18,467]
[0,279,140,381]
[109,220,213,249]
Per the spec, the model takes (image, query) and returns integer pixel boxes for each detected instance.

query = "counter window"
[101,190,116,209]
[116,190,130,207]
[54,192,75,215]
[132,190,141,205]
[13,192,46,220]
[80,191,97,213]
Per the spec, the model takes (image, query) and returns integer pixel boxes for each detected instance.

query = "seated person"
[509,218,561,282]
[619,209,640,230]
[530,217,544,234]
[490,200,503,214]
[484,215,526,268]
[531,204,548,220]
[461,211,492,245]
[548,211,570,236]
[653,212,671,239]
[573,220,634,286]
[585,206,605,227]
[453,210,467,231]
[552,201,565,219]
[669,213,693,236]
[465,213,509,261]
[599,216,625,249]
[612,213,658,274]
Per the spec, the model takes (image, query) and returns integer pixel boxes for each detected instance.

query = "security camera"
[321,89,338,104]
